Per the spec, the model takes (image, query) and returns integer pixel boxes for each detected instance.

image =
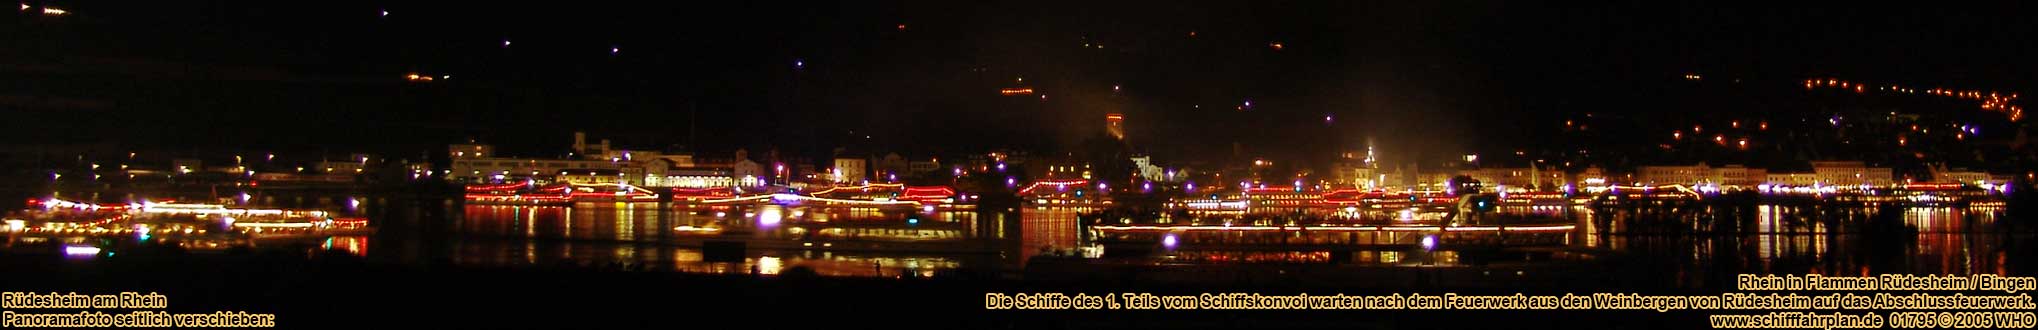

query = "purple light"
[1161,234,1178,249]
[1420,235,1436,251]
[794,59,805,69]
[758,207,783,226]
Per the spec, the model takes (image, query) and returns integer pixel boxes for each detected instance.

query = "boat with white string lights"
[5,198,373,242]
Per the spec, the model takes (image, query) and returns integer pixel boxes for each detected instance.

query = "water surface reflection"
[444,202,992,277]
[1579,204,2023,287]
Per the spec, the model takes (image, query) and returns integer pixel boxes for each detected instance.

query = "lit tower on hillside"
[1105,113,1125,140]
[1364,137,1378,168]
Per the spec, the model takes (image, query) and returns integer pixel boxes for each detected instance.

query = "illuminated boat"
[463,181,569,205]
[1018,180,1112,207]
[9,198,370,240]
[784,184,970,209]
[462,182,658,204]
[234,216,376,239]
[670,187,735,202]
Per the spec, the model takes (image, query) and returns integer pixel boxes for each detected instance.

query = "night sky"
[3,1,2031,167]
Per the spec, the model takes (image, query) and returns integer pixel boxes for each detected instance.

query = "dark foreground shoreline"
[0,248,1862,330]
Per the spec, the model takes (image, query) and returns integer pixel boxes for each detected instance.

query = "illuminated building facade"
[832,157,868,183]
[1038,160,1091,180]
[1382,166,1453,191]
[1130,155,1163,182]
[731,149,764,187]
[448,132,670,185]
[449,144,493,159]
[1638,164,1711,185]
[874,153,909,181]
[1637,164,1767,187]
[1808,161,1895,186]
[314,160,366,174]
[908,158,941,176]
[1712,165,1767,186]
[1927,164,2005,186]
[450,150,626,184]
[1574,167,1608,189]
[653,167,735,188]
[1461,167,1541,191]
[1332,149,1380,190]
[1765,172,1820,186]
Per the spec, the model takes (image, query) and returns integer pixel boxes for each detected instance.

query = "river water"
[325,196,2030,280]
[8,192,2031,285]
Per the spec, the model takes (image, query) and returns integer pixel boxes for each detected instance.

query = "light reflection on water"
[436,238,962,277]
[1020,208,1082,261]
[440,202,988,277]
[24,193,2012,281]
[424,201,2026,279]
[1579,204,2022,283]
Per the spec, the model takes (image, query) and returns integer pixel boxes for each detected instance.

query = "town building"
[1808,161,1895,186]
[832,157,868,183]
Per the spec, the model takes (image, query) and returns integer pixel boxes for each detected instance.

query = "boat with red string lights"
[772,184,974,209]
[462,182,659,205]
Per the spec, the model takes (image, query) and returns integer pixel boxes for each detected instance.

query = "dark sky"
[2,1,2030,166]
